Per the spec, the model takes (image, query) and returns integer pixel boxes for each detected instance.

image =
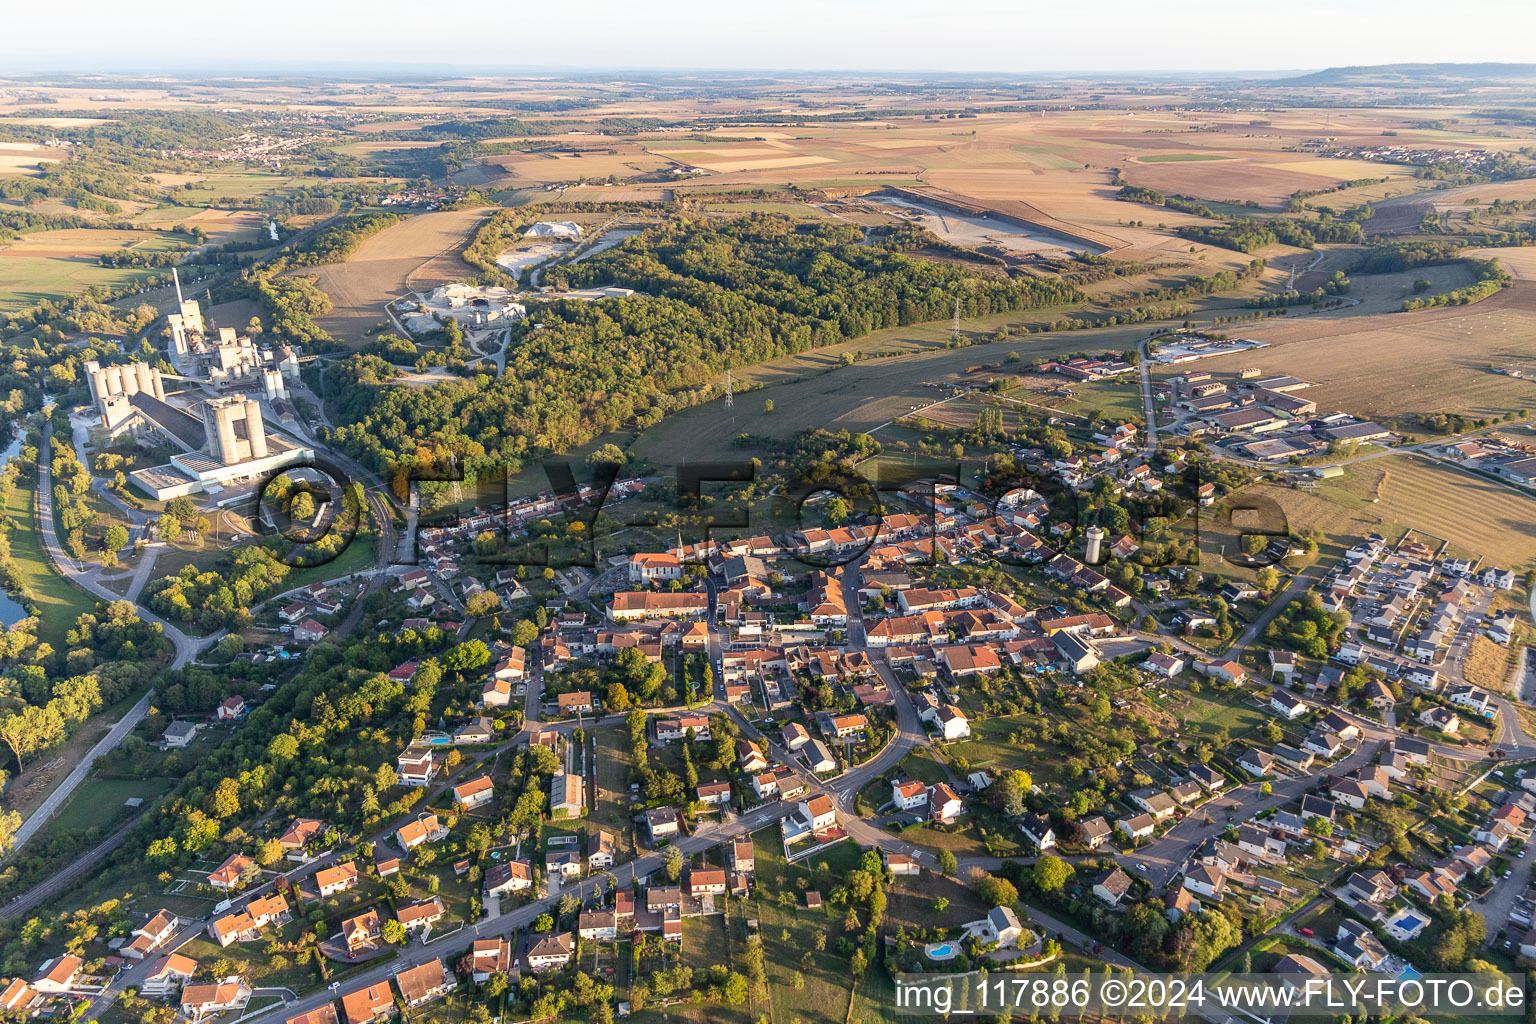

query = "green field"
[625,312,1164,468]
[285,528,381,587]
[748,831,865,1024]
[3,468,98,646]
[0,228,189,312]
[592,729,636,853]
[1176,686,1270,740]
[154,171,338,203]
[1046,375,1147,427]
[680,915,732,976]
[49,776,172,832]
[178,928,325,993]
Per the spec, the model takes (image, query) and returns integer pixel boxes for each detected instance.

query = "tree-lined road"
[10,422,225,855]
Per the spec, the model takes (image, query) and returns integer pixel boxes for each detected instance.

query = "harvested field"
[1469,247,1536,281]
[911,167,1241,266]
[331,140,452,157]
[1464,635,1517,693]
[0,142,63,175]
[1138,153,1233,163]
[653,147,834,173]
[481,145,677,185]
[1149,281,1536,426]
[133,205,269,241]
[1122,155,1409,209]
[1363,200,1434,236]
[301,207,491,344]
[1238,457,1536,567]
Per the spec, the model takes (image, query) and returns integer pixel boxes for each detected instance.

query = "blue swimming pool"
[929,944,952,956]
[1398,914,1426,931]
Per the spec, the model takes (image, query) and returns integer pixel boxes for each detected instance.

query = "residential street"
[14,375,1536,1024]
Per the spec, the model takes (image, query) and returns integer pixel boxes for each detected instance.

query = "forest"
[1177,215,1367,252]
[267,212,403,272]
[324,213,1082,484]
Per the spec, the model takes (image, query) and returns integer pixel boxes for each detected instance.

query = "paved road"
[226,549,925,1024]
[1482,815,1536,946]
[238,799,794,1024]
[35,420,215,668]
[11,417,405,858]
[10,422,224,854]
[125,540,164,602]
[1137,338,1159,451]
[1229,559,1331,652]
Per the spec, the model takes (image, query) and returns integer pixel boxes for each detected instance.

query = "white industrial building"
[397,283,526,334]
[164,270,299,399]
[120,393,313,500]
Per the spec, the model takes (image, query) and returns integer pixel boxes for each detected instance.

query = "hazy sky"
[11,0,1536,74]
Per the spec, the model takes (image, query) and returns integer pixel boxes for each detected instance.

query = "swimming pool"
[1386,909,1429,941]
[924,942,959,961]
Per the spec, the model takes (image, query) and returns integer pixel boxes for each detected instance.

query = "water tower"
[1085,526,1106,565]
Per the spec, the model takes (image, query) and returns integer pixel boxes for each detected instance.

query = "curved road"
[10,421,226,855]
[12,409,406,857]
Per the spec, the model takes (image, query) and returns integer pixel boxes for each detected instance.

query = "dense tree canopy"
[326,214,1081,485]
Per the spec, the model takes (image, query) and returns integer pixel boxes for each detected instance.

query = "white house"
[1119,813,1155,841]
[931,704,971,740]
[1183,864,1227,899]
[1020,814,1056,851]
[1092,868,1132,905]
[1270,693,1307,720]
[1419,706,1461,734]
[1237,748,1274,776]
[892,779,928,812]
[452,775,494,810]
[800,795,837,831]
